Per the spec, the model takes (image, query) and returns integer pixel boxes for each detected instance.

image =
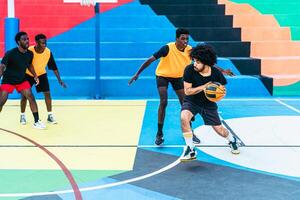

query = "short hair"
[190,44,217,67]
[35,34,47,42]
[176,28,189,38]
[15,31,28,44]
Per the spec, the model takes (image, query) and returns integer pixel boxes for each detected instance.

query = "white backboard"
[64,0,117,3]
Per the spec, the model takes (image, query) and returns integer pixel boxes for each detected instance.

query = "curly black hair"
[15,31,28,44]
[189,44,217,67]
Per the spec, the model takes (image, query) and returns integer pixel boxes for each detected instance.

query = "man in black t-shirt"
[180,44,239,162]
[0,32,46,129]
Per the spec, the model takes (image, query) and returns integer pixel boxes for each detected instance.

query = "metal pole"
[94,3,101,99]
[7,0,15,17]
[5,0,19,52]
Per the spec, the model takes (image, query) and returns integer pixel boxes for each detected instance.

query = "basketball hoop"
[64,0,118,5]
[80,0,96,6]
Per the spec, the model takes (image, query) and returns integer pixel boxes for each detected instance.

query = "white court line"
[146,98,300,102]
[0,148,184,198]
[275,99,300,114]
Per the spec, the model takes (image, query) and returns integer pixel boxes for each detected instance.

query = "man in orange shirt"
[129,28,233,146]
[20,34,66,125]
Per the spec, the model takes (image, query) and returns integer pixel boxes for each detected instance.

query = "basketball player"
[180,44,239,162]
[128,28,234,146]
[0,32,46,129]
[20,34,66,125]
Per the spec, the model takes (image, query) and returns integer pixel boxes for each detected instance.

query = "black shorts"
[25,73,50,93]
[181,101,221,126]
[156,76,183,91]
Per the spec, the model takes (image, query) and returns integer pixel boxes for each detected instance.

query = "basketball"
[204,82,226,102]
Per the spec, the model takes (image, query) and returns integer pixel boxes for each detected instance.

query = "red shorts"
[0,81,31,93]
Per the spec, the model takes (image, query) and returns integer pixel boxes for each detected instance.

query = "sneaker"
[155,132,164,146]
[180,146,197,162]
[47,114,57,124]
[192,133,201,144]
[229,137,240,154]
[20,115,26,125]
[33,120,46,130]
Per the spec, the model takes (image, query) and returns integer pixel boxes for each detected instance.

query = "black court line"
[221,119,246,146]
[1,145,300,148]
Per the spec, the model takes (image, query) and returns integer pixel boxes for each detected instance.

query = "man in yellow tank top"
[128,28,232,145]
[19,34,66,125]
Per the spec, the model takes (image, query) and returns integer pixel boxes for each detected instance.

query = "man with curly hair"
[180,44,239,162]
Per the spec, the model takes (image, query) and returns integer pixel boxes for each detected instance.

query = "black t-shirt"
[183,64,227,109]
[153,45,169,59]
[1,48,33,84]
[48,52,58,70]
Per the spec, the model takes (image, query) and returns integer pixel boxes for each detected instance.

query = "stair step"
[167,15,233,27]
[270,74,300,87]
[148,4,225,15]
[241,27,290,41]
[230,57,261,75]
[260,57,300,75]
[54,57,240,76]
[27,75,270,98]
[251,41,300,57]
[46,41,251,58]
[233,14,279,27]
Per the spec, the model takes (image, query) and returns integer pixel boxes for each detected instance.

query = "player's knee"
[181,111,191,127]
[26,93,35,102]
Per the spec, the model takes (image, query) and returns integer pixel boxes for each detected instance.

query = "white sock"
[48,112,52,116]
[21,112,25,116]
[226,133,235,142]
[183,131,195,149]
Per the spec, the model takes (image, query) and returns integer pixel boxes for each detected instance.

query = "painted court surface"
[0,98,300,200]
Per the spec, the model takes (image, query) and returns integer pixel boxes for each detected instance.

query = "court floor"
[0,98,300,200]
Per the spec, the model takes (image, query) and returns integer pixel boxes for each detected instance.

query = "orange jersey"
[26,46,51,77]
[155,42,192,78]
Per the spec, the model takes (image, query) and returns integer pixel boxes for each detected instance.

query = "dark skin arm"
[28,64,39,85]
[0,63,5,78]
[128,56,156,85]
[215,65,235,76]
[53,69,66,88]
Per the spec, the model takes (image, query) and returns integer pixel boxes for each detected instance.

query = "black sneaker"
[229,137,240,154]
[155,133,164,145]
[192,133,201,144]
[180,146,197,162]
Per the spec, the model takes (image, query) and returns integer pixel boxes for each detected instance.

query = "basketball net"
[80,0,96,6]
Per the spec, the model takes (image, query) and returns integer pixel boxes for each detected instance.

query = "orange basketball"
[204,82,226,102]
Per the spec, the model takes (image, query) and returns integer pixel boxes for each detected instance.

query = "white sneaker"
[20,115,26,125]
[180,146,197,162]
[33,120,46,129]
[47,114,57,124]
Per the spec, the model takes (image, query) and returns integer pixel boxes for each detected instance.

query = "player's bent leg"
[156,86,168,145]
[21,89,38,113]
[20,94,27,125]
[44,92,57,124]
[0,90,9,112]
[212,125,240,154]
[21,89,46,129]
[180,110,197,162]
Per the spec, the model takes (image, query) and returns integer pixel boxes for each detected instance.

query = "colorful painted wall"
[224,0,300,95]
[0,0,272,98]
